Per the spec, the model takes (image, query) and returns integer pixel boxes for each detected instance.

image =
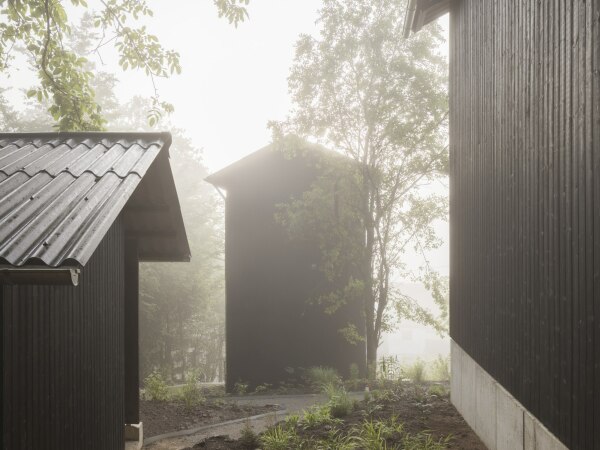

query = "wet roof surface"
[0,132,177,267]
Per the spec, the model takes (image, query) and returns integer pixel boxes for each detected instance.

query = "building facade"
[0,132,189,450]
[207,138,367,391]
[407,1,600,449]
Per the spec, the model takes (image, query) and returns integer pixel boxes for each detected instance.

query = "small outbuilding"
[207,137,366,392]
[0,132,190,450]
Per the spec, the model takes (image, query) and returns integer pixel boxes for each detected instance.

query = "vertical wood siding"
[2,217,125,450]
[449,2,600,448]
[224,152,366,391]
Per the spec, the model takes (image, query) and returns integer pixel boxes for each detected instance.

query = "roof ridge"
[0,136,163,150]
[0,131,171,142]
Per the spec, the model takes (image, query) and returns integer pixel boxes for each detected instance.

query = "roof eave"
[155,139,191,262]
[403,0,419,39]
[0,266,80,286]
[403,0,452,38]
[124,141,192,264]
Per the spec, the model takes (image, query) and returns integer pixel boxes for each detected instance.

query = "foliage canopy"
[0,0,249,130]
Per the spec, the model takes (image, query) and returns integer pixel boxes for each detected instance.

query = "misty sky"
[113,0,325,170]
[111,1,449,170]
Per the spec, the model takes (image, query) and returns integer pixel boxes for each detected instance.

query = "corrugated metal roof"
[0,132,189,267]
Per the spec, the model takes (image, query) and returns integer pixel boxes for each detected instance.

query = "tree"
[0,0,249,130]
[272,0,449,374]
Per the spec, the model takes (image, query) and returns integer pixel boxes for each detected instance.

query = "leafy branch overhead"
[214,0,249,26]
[0,0,250,130]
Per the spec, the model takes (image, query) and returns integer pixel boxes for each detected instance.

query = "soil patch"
[186,383,485,449]
[141,399,281,438]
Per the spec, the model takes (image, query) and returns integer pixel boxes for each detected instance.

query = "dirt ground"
[141,399,281,438]
[185,384,486,449]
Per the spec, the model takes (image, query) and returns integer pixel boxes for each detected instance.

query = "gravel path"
[143,392,363,450]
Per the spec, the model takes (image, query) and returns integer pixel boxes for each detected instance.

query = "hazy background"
[2,0,450,363]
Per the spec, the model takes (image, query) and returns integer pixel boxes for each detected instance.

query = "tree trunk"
[361,164,378,379]
[364,217,377,379]
[366,332,378,379]
[179,316,186,381]
[164,314,173,382]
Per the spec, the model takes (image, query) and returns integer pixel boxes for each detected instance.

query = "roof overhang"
[403,0,452,38]
[0,131,190,268]
[124,147,191,263]
[0,266,80,286]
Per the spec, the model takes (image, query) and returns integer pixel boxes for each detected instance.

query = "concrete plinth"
[125,422,143,450]
[450,339,568,450]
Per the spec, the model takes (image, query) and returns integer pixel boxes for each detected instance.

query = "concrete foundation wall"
[451,340,569,450]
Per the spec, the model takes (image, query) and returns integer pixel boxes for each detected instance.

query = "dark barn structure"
[207,139,366,392]
[407,1,600,449]
[0,132,189,450]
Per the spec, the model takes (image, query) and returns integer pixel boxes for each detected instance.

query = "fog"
[1,0,450,365]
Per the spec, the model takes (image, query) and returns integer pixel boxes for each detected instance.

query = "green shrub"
[378,355,402,381]
[284,414,300,428]
[301,405,340,429]
[239,421,260,449]
[181,370,204,408]
[403,359,426,384]
[143,370,169,401]
[371,388,395,403]
[354,419,394,449]
[260,424,298,450]
[253,383,272,395]
[323,382,354,418]
[401,431,452,449]
[318,429,358,449]
[234,380,249,395]
[427,384,448,398]
[354,417,451,450]
[428,355,450,382]
[304,366,341,389]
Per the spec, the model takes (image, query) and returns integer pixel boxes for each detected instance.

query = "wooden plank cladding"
[208,141,367,391]
[2,217,125,450]
[449,2,600,449]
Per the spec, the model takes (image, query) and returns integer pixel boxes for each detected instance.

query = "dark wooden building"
[207,138,366,391]
[407,1,600,449]
[0,132,189,450]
